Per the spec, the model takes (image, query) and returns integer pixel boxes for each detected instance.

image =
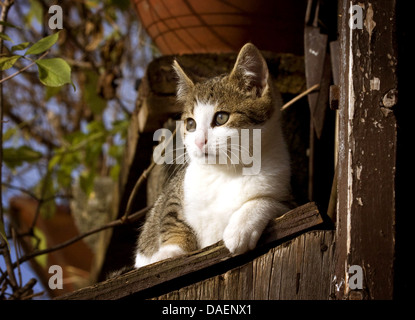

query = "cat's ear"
[230,43,269,97]
[172,60,194,102]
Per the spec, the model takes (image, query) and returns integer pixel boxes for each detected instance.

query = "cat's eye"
[185,118,196,132]
[214,112,229,126]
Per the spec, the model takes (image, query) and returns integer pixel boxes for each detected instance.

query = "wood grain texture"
[153,230,335,300]
[57,202,323,300]
[334,0,397,300]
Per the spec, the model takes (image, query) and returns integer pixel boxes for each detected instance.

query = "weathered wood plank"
[154,230,335,300]
[334,0,397,300]
[58,202,322,300]
[268,246,283,299]
[277,237,300,299]
[253,251,273,299]
[220,268,240,299]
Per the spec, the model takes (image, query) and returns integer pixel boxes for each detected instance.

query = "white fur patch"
[184,101,215,162]
[134,244,186,269]
[150,244,185,264]
[134,252,151,269]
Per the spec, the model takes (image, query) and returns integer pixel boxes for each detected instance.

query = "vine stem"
[280,83,320,111]
[0,205,152,275]
[121,128,177,222]
[0,50,49,85]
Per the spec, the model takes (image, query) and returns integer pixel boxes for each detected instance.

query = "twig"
[30,161,53,231]
[15,205,151,266]
[281,83,320,111]
[0,206,151,284]
[121,128,177,222]
[0,239,17,289]
[9,277,36,300]
[3,109,60,149]
[21,290,44,300]
[2,183,39,200]
[122,163,156,222]
[0,51,49,85]
[63,58,93,69]
[12,228,22,287]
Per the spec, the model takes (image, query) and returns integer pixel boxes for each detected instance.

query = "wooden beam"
[57,202,323,300]
[334,0,397,299]
[155,230,335,300]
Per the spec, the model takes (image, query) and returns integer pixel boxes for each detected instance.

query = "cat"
[134,43,293,269]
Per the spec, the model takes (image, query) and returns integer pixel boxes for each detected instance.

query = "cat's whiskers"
[228,143,254,160]
[157,147,189,183]
[213,141,242,172]
[224,150,239,173]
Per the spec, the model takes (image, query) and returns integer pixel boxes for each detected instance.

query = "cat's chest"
[183,164,248,245]
[185,168,243,209]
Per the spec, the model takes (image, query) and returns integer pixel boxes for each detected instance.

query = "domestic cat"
[134,43,293,268]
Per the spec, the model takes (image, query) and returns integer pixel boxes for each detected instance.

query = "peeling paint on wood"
[335,0,397,300]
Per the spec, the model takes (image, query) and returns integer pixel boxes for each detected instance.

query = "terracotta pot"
[132,0,306,55]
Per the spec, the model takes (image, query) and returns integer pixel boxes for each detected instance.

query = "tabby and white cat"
[134,43,292,268]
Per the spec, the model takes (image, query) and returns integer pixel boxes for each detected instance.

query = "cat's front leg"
[223,198,288,254]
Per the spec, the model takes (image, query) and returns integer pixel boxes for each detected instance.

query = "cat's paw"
[223,220,261,255]
[150,244,186,264]
[134,252,151,269]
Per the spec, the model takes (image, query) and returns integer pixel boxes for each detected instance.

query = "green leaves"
[36,58,73,88]
[11,42,30,52]
[31,227,48,267]
[0,32,13,43]
[0,55,20,71]
[0,20,20,29]
[22,31,74,89]
[44,119,128,196]
[83,71,106,114]
[3,145,43,169]
[0,30,74,89]
[25,31,60,56]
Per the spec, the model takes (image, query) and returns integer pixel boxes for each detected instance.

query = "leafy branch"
[1,0,153,299]
[0,3,75,299]
[0,0,19,299]
[0,30,73,87]
[0,50,48,84]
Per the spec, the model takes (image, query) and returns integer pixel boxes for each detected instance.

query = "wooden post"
[334,0,397,299]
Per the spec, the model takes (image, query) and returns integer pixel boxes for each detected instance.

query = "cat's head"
[173,43,276,167]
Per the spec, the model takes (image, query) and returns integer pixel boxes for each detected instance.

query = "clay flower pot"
[132,0,306,55]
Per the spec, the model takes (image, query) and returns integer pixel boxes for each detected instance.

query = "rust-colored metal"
[132,0,306,55]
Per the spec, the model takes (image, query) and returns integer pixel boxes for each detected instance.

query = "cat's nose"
[195,138,207,150]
